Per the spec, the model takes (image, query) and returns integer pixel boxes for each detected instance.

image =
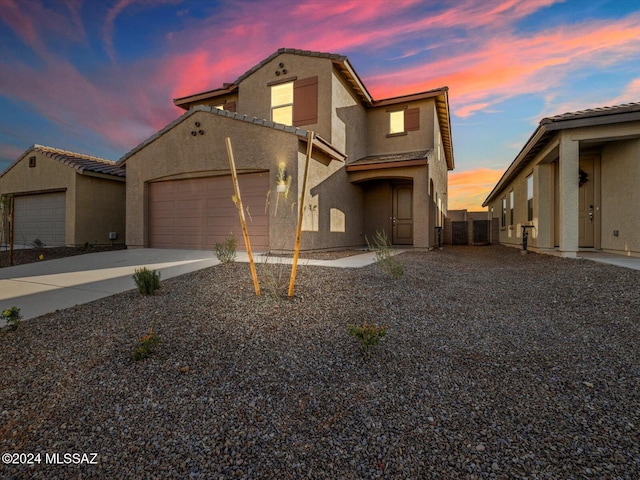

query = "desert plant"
[2,306,22,331]
[31,238,45,249]
[132,267,161,295]
[349,322,388,358]
[214,233,237,264]
[260,254,291,299]
[133,328,161,361]
[366,230,404,279]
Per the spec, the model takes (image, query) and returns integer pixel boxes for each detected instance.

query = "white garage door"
[149,173,269,251]
[13,192,66,246]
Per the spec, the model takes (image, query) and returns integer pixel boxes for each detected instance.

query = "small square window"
[29,156,36,168]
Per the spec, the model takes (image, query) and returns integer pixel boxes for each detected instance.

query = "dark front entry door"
[578,157,595,247]
[392,184,413,245]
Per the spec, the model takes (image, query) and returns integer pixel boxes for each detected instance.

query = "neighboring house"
[483,102,640,258]
[120,48,454,252]
[0,145,126,247]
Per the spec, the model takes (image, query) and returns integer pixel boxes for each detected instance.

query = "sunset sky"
[1,0,640,210]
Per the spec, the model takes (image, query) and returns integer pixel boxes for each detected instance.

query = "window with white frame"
[271,82,293,125]
[527,174,534,221]
[509,190,514,225]
[501,197,507,227]
[389,110,404,134]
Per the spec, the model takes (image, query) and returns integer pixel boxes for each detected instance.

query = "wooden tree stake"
[225,137,261,295]
[288,130,314,297]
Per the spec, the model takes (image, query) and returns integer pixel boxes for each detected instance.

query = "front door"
[392,184,413,245]
[578,157,595,247]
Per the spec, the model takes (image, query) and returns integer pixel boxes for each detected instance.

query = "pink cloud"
[365,13,640,116]
[0,0,85,58]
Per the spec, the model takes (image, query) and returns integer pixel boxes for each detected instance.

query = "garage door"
[149,173,269,251]
[13,192,66,246]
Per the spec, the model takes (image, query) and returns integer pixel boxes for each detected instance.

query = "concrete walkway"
[0,248,383,322]
[577,251,640,271]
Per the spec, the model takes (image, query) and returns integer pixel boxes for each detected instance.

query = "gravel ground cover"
[1,245,639,479]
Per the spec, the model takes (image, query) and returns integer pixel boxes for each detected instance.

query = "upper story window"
[271,82,294,125]
[389,110,404,134]
[387,107,420,136]
[270,76,318,127]
[212,100,236,112]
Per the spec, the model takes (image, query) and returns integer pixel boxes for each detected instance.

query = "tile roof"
[348,150,431,167]
[483,101,640,206]
[31,145,125,177]
[118,105,346,164]
[541,101,640,125]
[1,145,125,180]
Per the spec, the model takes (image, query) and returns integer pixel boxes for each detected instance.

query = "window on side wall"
[527,174,534,221]
[501,197,507,227]
[509,190,514,225]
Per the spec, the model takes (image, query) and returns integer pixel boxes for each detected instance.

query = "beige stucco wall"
[332,68,368,162]
[600,138,640,255]
[124,109,302,249]
[488,163,536,249]
[366,98,436,155]
[238,53,333,141]
[75,175,126,245]
[0,152,77,245]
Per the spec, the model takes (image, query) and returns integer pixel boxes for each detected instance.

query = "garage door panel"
[149,174,269,250]
[14,193,66,246]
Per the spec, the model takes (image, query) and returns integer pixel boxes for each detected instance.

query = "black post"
[521,225,534,251]
[435,226,442,248]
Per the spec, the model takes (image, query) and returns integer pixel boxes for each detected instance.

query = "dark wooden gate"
[473,220,491,245]
[452,222,468,245]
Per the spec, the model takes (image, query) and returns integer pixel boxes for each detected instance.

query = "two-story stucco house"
[483,102,640,258]
[120,48,454,252]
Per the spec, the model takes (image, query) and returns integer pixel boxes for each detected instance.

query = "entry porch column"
[558,132,579,257]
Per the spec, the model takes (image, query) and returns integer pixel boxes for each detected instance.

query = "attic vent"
[29,156,36,168]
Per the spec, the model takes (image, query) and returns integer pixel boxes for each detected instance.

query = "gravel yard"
[1,245,639,479]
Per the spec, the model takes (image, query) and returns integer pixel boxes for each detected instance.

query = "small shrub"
[31,238,45,249]
[349,322,388,358]
[366,230,404,279]
[260,255,290,299]
[77,241,96,252]
[2,306,22,330]
[214,233,237,264]
[133,328,161,361]
[132,267,161,295]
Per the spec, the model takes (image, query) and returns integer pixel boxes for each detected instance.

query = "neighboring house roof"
[482,101,640,206]
[0,145,125,180]
[118,105,347,165]
[172,48,454,171]
[346,150,431,172]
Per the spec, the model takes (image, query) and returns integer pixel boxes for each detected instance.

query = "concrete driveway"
[0,249,219,322]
